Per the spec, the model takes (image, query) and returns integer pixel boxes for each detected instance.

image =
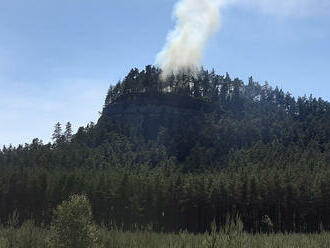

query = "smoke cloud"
[156,0,328,80]
[156,0,227,80]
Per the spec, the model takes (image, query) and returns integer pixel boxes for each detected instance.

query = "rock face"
[101,93,216,139]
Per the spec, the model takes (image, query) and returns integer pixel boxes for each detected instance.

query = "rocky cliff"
[101,93,217,139]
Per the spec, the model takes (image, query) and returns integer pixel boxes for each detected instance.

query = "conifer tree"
[52,122,62,143]
[64,122,73,142]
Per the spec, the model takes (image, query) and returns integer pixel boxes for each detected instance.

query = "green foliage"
[48,194,99,248]
[0,167,329,233]
[0,66,329,234]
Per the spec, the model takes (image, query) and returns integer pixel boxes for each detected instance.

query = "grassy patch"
[1,224,330,248]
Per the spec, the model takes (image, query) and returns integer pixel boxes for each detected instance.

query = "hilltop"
[1,65,330,170]
[91,65,330,169]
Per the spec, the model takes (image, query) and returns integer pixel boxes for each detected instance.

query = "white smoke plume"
[156,0,328,80]
[156,0,228,80]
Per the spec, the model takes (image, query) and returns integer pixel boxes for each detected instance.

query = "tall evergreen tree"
[52,122,63,144]
[64,122,73,143]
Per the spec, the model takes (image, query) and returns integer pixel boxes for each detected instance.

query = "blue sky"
[0,0,329,147]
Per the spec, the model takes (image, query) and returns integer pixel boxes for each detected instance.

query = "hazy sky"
[0,0,329,147]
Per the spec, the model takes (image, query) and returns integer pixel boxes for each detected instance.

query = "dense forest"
[0,65,330,233]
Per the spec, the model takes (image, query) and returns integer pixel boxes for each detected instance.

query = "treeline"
[3,195,330,248]
[1,166,330,233]
[105,65,244,105]
[104,65,330,118]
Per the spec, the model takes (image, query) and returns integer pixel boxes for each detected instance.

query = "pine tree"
[104,85,114,107]
[64,122,73,142]
[52,122,63,143]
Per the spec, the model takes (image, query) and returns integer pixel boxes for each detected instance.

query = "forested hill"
[1,65,330,234]
[1,65,330,170]
[98,65,330,169]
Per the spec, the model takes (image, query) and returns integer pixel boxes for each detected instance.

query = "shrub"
[48,194,99,248]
